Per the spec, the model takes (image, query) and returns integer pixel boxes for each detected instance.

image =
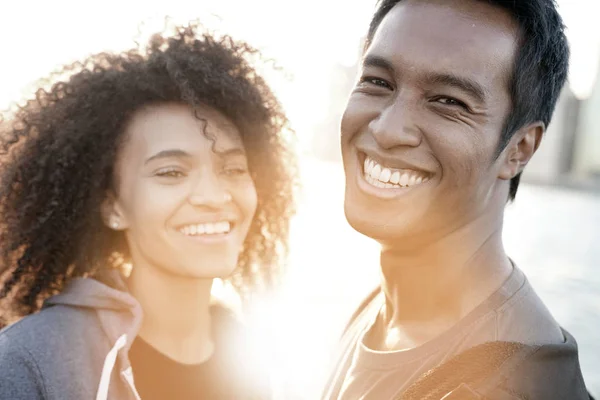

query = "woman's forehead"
[123,103,244,157]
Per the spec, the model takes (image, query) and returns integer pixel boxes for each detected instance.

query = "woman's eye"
[155,168,185,178]
[223,166,249,176]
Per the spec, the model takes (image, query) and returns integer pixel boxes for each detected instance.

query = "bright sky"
[2,0,599,150]
[0,2,598,396]
[0,0,372,150]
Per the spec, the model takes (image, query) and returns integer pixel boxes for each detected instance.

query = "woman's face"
[107,103,258,280]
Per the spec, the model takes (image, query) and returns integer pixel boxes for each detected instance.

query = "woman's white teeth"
[363,156,430,188]
[179,221,231,236]
[399,173,409,187]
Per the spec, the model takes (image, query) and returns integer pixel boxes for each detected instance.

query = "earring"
[111,219,120,229]
[223,193,232,202]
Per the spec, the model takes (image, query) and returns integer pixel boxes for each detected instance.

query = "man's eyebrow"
[362,54,396,74]
[424,72,488,103]
[363,55,487,103]
[144,149,192,165]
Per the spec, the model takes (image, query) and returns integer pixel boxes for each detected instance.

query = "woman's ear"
[101,193,129,231]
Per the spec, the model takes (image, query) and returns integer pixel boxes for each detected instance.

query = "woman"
[0,23,296,399]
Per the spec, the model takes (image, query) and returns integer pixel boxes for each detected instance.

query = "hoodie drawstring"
[96,334,128,400]
[122,366,142,400]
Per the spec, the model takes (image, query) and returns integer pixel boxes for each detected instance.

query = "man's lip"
[357,148,434,176]
[354,158,432,199]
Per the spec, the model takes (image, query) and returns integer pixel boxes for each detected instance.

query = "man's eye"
[435,97,467,108]
[359,76,393,90]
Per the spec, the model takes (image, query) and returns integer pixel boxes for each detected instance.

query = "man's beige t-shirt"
[321,266,565,400]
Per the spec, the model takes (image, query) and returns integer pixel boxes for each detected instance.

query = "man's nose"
[369,96,422,150]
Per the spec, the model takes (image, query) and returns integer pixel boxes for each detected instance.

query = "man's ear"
[498,122,544,181]
[101,193,129,231]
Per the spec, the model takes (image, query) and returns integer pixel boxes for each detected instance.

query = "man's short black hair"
[365,0,570,201]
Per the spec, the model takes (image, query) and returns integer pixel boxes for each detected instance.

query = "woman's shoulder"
[0,303,106,369]
[0,313,51,396]
[0,305,109,397]
[2,303,94,342]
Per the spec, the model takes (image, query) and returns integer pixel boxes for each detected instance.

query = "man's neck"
[127,264,215,364]
[374,215,513,351]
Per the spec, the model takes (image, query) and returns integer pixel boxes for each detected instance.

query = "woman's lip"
[174,217,237,230]
[175,229,235,244]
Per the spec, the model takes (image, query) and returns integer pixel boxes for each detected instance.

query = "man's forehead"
[365,0,518,89]
[386,0,518,28]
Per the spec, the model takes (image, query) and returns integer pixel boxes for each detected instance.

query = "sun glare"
[0,1,598,398]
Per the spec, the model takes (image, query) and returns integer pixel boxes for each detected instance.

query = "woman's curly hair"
[0,23,297,321]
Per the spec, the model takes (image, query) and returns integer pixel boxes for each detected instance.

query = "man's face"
[342,0,520,248]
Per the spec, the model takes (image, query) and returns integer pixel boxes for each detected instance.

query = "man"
[321,0,592,399]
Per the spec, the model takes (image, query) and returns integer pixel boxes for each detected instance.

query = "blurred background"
[1,0,598,398]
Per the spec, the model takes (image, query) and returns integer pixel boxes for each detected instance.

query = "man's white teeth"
[380,167,391,182]
[179,221,231,236]
[363,156,430,188]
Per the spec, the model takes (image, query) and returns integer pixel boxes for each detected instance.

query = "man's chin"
[344,207,412,244]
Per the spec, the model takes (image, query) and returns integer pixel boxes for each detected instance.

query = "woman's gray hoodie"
[0,274,151,399]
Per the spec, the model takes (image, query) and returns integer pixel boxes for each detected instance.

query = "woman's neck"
[127,265,215,364]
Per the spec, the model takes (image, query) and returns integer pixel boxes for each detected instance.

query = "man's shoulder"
[320,288,384,400]
[494,269,564,345]
[401,330,591,400]
[338,287,383,344]
[495,328,591,399]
